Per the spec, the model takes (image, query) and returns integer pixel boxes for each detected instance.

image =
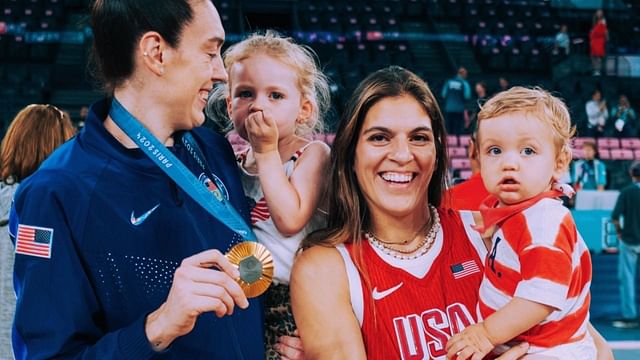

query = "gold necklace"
[370,220,430,246]
[365,206,440,260]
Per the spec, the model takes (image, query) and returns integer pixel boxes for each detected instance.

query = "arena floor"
[593,318,640,359]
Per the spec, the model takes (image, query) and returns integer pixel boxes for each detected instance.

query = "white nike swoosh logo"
[130,204,160,226]
[372,282,404,301]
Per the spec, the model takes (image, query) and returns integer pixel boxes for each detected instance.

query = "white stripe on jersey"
[572,236,589,269]
[336,244,364,326]
[522,198,568,247]
[546,282,592,323]
[479,276,512,310]
[514,277,569,309]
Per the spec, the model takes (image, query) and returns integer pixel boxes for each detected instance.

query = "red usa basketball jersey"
[340,209,486,360]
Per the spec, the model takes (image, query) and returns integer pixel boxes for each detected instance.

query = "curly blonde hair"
[477,86,575,160]
[222,30,331,136]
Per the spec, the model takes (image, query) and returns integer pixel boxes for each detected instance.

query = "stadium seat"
[527,48,546,72]
[391,43,412,67]
[350,43,370,65]
[451,158,471,170]
[635,150,640,160]
[597,137,620,149]
[494,21,507,36]
[405,0,424,17]
[573,137,596,148]
[458,135,471,146]
[508,47,525,71]
[371,43,391,67]
[326,15,343,34]
[598,149,611,160]
[383,17,400,33]
[448,147,467,158]
[610,149,634,160]
[444,0,462,19]
[487,47,507,70]
[447,135,458,147]
[513,21,527,37]
[621,138,640,150]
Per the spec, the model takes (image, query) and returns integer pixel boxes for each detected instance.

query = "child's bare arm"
[244,110,330,235]
[446,297,554,360]
[255,142,329,235]
[484,297,554,344]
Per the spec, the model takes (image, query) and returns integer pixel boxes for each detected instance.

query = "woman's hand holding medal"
[144,249,249,351]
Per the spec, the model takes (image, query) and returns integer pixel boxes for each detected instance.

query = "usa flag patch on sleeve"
[15,224,53,259]
[450,260,480,280]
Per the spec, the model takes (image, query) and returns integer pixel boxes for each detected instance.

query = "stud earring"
[143,51,148,57]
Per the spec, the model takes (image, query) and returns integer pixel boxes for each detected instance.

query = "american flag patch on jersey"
[450,260,480,279]
[15,224,53,259]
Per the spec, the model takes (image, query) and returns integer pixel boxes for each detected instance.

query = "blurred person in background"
[585,89,608,138]
[610,94,637,138]
[589,9,608,76]
[495,76,511,94]
[0,104,76,358]
[441,66,471,135]
[611,161,640,329]
[554,24,570,56]
[78,105,90,129]
[464,81,489,135]
[571,140,607,191]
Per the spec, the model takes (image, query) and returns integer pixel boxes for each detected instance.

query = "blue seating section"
[1,0,639,141]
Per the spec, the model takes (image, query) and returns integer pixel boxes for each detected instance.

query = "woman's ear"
[139,32,166,76]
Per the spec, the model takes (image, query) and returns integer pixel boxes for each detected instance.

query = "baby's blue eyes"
[238,91,252,98]
[270,92,284,100]
[486,147,536,155]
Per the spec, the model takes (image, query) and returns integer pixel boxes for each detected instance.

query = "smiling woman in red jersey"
[290,66,530,360]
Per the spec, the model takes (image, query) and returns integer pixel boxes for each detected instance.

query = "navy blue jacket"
[9,99,264,359]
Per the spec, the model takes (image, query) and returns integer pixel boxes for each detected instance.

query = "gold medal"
[225,241,274,298]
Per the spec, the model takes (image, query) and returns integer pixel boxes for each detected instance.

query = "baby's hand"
[446,323,495,360]
[245,110,279,154]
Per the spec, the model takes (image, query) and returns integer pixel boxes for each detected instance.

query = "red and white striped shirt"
[479,197,592,351]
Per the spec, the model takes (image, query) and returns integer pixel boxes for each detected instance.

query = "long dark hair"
[302,66,448,251]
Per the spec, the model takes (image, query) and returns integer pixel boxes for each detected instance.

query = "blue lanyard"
[108,98,256,241]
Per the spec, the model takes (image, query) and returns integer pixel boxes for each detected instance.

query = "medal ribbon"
[108,97,256,241]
